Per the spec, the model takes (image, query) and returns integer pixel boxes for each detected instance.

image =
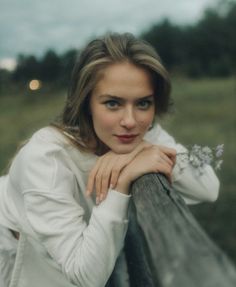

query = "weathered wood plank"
[124,200,156,287]
[126,173,236,287]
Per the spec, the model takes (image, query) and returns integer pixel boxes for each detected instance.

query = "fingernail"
[100,194,103,202]
[109,184,113,189]
[86,190,90,197]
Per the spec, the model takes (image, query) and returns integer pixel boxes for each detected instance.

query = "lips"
[115,134,138,143]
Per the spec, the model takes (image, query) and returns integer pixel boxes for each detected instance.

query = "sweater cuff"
[96,189,131,220]
[172,144,188,182]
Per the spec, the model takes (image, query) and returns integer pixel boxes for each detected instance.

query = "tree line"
[141,0,236,77]
[11,49,77,85]
[0,0,235,87]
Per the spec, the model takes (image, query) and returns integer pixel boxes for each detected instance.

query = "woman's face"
[90,61,155,154]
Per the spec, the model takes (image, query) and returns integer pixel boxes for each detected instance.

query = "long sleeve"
[144,124,220,204]
[9,135,130,287]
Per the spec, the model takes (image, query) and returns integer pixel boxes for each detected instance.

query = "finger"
[167,150,177,165]
[110,168,119,189]
[87,152,112,198]
[86,157,102,196]
[95,166,107,203]
[110,152,137,188]
[109,155,132,188]
[170,153,177,166]
[96,156,114,203]
[156,161,173,183]
[159,146,177,157]
[100,171,111,202]
[160,147,176,166]
[162,167,172,184]
[100,156,116,201]
[95,172,102,204]
[160,153,174,166]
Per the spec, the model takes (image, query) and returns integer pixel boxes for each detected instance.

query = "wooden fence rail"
[124,173,236,287]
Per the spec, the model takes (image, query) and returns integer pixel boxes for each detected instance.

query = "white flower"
[215,144,224,158]
[176,144,224,175]
[215,159,223,170]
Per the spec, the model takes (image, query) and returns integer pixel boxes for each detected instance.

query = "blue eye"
[137,100,153,110]
[104,100,120,109]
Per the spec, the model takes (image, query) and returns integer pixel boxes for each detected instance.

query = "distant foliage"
[11,49,77,85]
[7,1,236,84]
[141,0,236,77]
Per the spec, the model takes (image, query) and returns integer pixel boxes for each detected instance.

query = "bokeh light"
[29,79,42,90]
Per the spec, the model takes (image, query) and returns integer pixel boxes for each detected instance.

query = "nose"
[120,107,136,129]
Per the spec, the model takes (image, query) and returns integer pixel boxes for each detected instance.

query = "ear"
[148,116,157,130]
[148,123,153,131]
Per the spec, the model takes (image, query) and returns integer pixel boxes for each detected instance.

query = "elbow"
[204,175,220,202]
[62,245,115,287]
[198,165,220,203]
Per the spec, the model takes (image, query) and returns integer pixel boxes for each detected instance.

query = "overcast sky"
[0,0,219,69]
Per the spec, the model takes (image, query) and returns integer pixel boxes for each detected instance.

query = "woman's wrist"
[115,173,131,195]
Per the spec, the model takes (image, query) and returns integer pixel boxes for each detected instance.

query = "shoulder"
[19,126,73,159]
[8,126,74,191]
[31,126,71,147]
[13,127,70,170]
[9,126,96,191]
[144,123,176,147]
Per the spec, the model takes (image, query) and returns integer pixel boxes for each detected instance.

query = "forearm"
[172,157,220,204]
[144,125,220,204]
[24,189,130,287]
[67,190,130,286]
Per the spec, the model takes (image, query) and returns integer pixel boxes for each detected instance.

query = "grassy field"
[0,77,236,263]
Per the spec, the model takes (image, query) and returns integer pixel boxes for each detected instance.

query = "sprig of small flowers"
[176,144,224,175]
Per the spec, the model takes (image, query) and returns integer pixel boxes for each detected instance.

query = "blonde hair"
[53,32,171,153]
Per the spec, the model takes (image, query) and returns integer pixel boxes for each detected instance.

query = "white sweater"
[0,125,219,287]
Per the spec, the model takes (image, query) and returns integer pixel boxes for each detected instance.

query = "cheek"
[93,111,116,132]
[138,111,155,129]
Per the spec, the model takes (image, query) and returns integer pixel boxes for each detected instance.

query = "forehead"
[93,61,154,97]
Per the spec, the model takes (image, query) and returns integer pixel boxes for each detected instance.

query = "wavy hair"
[53,32,172,153]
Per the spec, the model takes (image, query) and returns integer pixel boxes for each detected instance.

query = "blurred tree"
[224,1,236,72]
[60,49,77,85]
[9,0,236,82]
[141,0,236,77]
[11,49,77,86]
[187,8,232,77]
[141,19,186,69]
[0,69,11,92]
[40,50,61,82]
[12,55,40,81]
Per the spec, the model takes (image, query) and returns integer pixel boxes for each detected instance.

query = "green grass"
[0,85,66,172]
[0,77,236,263]
[160,77,236,263]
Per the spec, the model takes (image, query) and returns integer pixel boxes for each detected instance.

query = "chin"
[110,143,138,154]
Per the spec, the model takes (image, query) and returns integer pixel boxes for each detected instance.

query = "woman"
[0,33,219,287]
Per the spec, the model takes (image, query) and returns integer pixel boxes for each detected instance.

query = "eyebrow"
[98,94,154,101]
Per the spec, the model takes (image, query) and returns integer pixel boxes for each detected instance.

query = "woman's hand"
[86,141,151,204]
[116,145,176,194]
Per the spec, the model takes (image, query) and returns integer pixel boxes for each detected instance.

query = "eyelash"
[103,99,153,110]
[104,100,120,109]
[137,100,153,110]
